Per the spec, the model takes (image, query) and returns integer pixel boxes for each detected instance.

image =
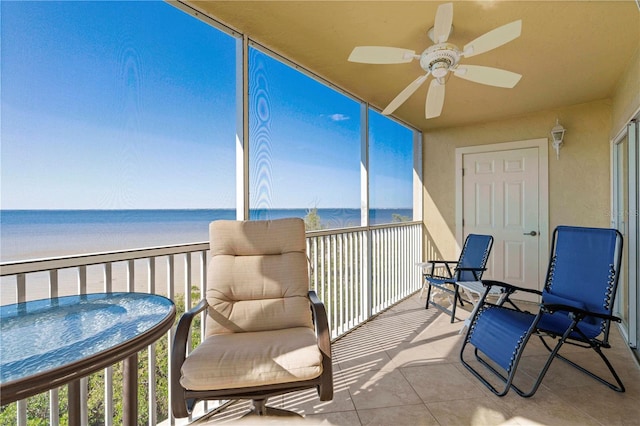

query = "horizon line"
[0,207,412,211]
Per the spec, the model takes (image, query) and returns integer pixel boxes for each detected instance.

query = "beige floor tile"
[499,391,604,426]
[357,403,438,426]
[333,334,397,372]
[304,410,362,426]
[552,380,640,425]
[515,349,629,393]
[385,339,454,369]
[426,397,513,426]
[401,363,489,403]
[282,370,357,415]
[348,369,423,410]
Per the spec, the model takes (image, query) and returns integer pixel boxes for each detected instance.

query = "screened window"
[368,109,415,225]
[248,47,361,230]
[1,1,237,258]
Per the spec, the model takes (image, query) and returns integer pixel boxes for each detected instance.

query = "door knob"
[523,231,538,236]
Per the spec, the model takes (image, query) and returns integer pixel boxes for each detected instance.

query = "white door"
[462,147,541,300]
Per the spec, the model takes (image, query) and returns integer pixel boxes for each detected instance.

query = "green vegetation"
[0,289,201,426]
[392,213,411,222]
[304,207,324,231]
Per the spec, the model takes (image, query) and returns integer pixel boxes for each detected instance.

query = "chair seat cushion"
[180,327,323,391]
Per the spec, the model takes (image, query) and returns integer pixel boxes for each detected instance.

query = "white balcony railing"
[0,222,422,425]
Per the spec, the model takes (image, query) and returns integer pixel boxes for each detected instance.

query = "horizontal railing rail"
[0,242,210,276]
[0,222,422,425]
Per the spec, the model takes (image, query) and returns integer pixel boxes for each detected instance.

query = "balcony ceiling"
[185,1,640,132]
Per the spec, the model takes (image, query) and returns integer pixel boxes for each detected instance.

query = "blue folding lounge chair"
[460,226,625,397]
[423,234,493,322]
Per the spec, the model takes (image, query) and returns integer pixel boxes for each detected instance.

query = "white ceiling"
[184,0,640,132]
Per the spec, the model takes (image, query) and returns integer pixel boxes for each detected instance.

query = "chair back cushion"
[205,218,313,336]
[458,234,493,281]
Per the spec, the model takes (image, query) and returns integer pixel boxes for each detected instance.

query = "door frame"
[610,113,639,353]
[455,138,550,285]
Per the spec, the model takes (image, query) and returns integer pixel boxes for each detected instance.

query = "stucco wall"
[611,46,640,138]
[423,100,612,259]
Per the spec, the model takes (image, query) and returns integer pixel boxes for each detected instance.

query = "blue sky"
[1,1,413,210]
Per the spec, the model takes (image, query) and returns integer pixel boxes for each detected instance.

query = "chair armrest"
[172,298,208,364]
[541,303,622,323]
[170,298,208,418]
[422,260,458,278]
[308,290,333,401]
[481,280,543,296]
[308,290,331,358]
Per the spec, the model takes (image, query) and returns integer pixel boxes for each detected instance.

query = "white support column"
[361,104,372,319]
[236,34,249,221]
[413,131,424,223]
[360,103,370,227]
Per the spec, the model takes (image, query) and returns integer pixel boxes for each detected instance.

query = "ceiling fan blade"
[433,2,453,43]
[348,46,416,64]
[463,20,522,58]
[453,65,522,88]
[382,74,429,115]
[425,79,445,119]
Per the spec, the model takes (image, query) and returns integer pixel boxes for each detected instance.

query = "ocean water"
[0,208,411,262]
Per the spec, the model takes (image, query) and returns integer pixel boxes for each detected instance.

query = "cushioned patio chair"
[420,234,493,322]
[171,218,333,418]
[460,225,625,397]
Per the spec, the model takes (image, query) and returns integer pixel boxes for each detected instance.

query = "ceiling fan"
[348,2,522,119]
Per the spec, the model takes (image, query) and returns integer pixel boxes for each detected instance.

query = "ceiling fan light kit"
[348,2,522,119]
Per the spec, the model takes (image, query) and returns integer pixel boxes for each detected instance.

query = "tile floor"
[196,293,640,425]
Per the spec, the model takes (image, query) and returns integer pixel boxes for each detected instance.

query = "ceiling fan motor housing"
[420,43,461,77]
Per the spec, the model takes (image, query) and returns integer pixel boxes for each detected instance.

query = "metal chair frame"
[423,234,494,322]
[460,226,625,397]
[171,291,332,418]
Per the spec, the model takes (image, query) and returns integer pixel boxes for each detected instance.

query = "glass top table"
[0,292,175,423]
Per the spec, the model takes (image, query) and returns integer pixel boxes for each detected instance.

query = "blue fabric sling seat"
[421,234,494,323]
[460,226,625,397]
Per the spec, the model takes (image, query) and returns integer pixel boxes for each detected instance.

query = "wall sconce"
[550,118,566,159]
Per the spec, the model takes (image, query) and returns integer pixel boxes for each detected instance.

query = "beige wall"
[423,100,612,259]
[611,46,640,139]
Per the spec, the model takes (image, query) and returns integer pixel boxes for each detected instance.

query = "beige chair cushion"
[180,327,323,391]
[205,219,313,336]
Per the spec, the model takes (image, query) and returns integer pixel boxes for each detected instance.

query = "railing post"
[148,257,157,426]
[127,259,135,292]
[103,263,113,426]
[16,400,26,426]
[49,270,60,426]
[364,229,372,320]
[166,254,176,426]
